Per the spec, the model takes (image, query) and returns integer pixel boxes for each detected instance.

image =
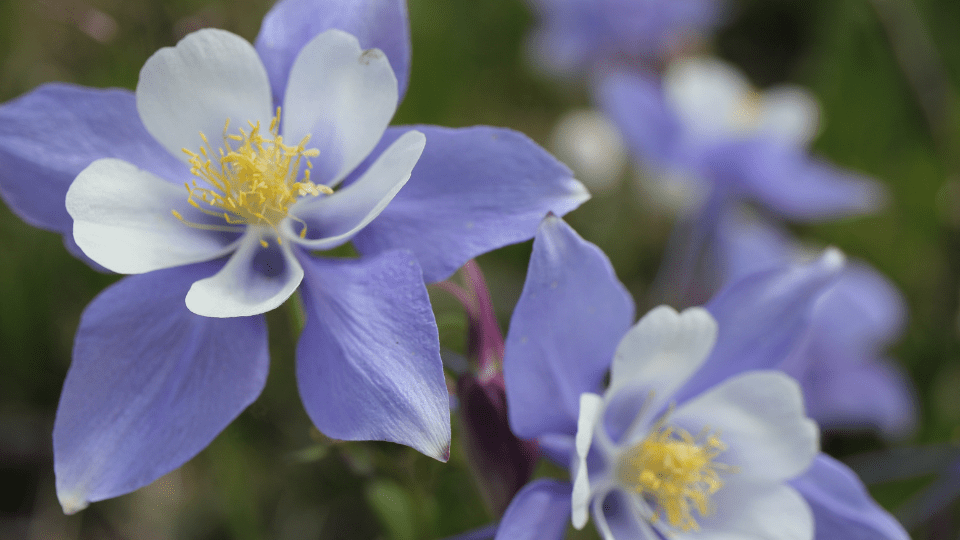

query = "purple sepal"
[255,0,411,105]
[494,479,572,540]
[504,215,634,439]
[295,249,450,460]
[53,261,268,513]
[352,126,589,283]
[0,83,185,235]
[791,454,910,540]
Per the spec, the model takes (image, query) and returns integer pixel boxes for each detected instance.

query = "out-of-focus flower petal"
[674,248,844,403]
[296,250,450,461]
[717,210,915,437]
[790,454,910,540]
[758,86,820,145]
[715,205,794,283]
[526,0,721,77]
[136,28,272,163]
[185,233,304,317]
[664,57,751,142]
[709,141,885,221]
[495,479,572,540]
[801,357,916,438]
[66,158,239,274]
[0,84,184,233]
[255,0,410,104]
[290,130,424,250]
[54,262,268,514]
[596,70,684,168]
[353,126,590,283]
[281,30,398,187]
[504,215,634,439]
[809,262,906,358]
[672,371,818,485]
[524,7,598,79]
[549,109,627,195]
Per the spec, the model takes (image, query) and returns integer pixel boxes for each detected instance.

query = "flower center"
[172,107,332,247]
[616,423,728,532]
[728,88,763,133]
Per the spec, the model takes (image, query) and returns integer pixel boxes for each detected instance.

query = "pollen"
[616,421,729,532]
[172,107,332,247]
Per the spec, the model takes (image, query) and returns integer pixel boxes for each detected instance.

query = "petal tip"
[419,433,451,462]
[820,246,846,272]
[436,442,451,463]
[58,490,89,515]
[567,177,592,203]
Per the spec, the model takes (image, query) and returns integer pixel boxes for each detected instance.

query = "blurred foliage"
[2,0,960,538]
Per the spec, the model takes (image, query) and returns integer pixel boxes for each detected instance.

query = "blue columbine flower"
[525,0,724,77]
[495,215,909,540]
[597,56,885,305]
[0,0,588,514]
[598,57,884,222]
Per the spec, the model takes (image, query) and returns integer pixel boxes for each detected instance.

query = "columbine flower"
[567,306,819,538]
[597,56,885,305]
[599,57,884,221]
[65,27,425,318]
[525,0,723,78]
[0,0,587,514]
[716,208,916,437]
[494,215,910,540]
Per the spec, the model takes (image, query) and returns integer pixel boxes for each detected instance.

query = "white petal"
[289,130,425,250]
[571,463,591,530]
[675,483,813,540]
[664,57,752,140]
[282,29,399,187]
[671,371,819,485]
[66,158,239,273]
[572,392,604,530]
[758,86,820,145]
[185,231,304,317]
[608,306,717,410]
[137,28,272,163]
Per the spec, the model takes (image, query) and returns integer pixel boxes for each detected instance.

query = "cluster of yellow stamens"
[172,108,332,247]
[616,422,728,532]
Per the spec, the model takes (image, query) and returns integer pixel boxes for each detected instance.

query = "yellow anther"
[172,107,333,245]
[616,420,730,532]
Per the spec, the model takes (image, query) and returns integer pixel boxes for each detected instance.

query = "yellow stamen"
[172,107,333,245]
[616,420,730,532]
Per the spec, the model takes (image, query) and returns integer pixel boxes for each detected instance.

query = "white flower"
[571,306,819,539]
[65,28,425,317]
[665,57,820,146]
